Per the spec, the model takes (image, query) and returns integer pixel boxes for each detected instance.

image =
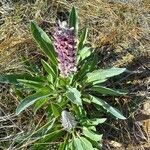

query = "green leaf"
[86,68,126,84]
[59,143,66,150]
[45,118,56,133]
[88,54,99,72]
[72,104,86,119]
[33,98,48,114]
[91,96,126,119]
[74,61,91,82]
[80,137,94,150]
[58,135,68,150]
[35,118,56,136]
[21,55,41,74]
[15,118,56,142]
[78,47,92,62]
[47,74,54,84]
[41,59,56,79]
[73,137,84,150]
[83,127,102,142]
[17,79,43,89]
[74,54,98,83]
[89,85,127,96]
[69,6,78,34]
[78,28,88,50]
[82,98,91,103]
[51,103,62,118]
[39,130,64,143]
[33,129,64,149]
[0,74,45,85]
[86,118,107,126]
[85,137,102,149]
[66,87,82,106]
[30,21,57,66]
[16,87,52,115]
[66,140,74,150]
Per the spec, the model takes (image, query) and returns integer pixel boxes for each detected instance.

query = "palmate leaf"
[90,96,126,119]
[66,87,82,106]
[89,85,127,96]
[16,87,52,115]
[69,6,78,34]
[30,21,57,66]
[86,68,126,84]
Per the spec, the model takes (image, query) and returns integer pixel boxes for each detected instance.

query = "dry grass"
[0,0,150,149]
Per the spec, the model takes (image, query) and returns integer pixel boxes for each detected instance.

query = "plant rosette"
[0,6,128,150]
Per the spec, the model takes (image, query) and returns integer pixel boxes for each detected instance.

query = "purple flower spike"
[53,21,77,76]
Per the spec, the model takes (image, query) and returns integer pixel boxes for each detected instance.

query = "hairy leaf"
[0,74,45,85]
[58,135,68,150]
[78,47,92,62]
[73,137,84,150]
[31,21,57,66]
[33,98,48,114]
[66,87,82,106]
[16,87,52,115]
[80,137,94,150]
[15,118,56,142]
[86,68,126,84]
[78,27,88,50]
[41,59,56,78]
[91,96,126,119]
[51,103,62,118]
[17,79,44,89]
[83,127,102,141]
[69,6,78,34]
[89,85,127,96]
[33,130,64,149]
[86,118,107,126]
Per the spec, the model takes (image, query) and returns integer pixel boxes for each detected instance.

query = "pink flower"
[53,21,77,76]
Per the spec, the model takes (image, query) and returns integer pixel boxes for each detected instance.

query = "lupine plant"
[0,7,127,150]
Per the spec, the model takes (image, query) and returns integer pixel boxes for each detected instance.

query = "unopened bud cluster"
[61,110,77,132]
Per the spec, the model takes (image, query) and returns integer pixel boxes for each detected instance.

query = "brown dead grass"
[0,0,150,149]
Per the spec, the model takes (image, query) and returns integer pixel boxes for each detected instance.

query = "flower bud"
[61,110,77,132]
